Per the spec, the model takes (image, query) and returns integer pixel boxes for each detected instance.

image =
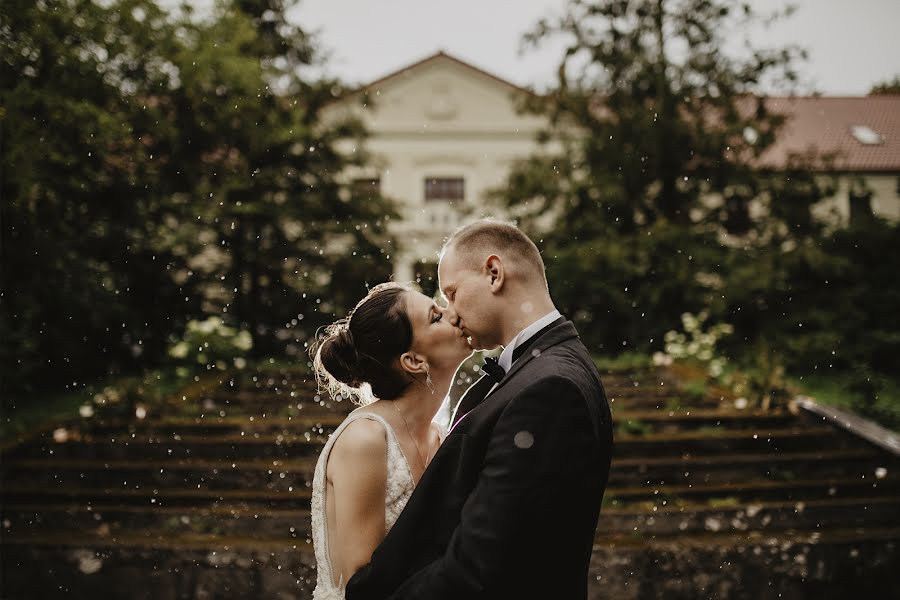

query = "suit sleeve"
[382,377,598,599]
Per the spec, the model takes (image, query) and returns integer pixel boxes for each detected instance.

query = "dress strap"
[316,411,394,594]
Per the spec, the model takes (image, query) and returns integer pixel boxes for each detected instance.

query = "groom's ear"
[485,255,504,293]
[398,351,428,376]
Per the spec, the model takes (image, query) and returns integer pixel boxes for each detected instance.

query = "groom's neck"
[498,291,557,347]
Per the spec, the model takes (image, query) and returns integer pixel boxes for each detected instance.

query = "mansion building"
[322,51,900,283]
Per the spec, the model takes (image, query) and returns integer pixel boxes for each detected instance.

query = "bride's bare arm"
[328,419,388,584]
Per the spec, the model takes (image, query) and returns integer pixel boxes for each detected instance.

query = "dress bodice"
[310,411,418,600]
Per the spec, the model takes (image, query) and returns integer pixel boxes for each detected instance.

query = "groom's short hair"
[442,219,547,286]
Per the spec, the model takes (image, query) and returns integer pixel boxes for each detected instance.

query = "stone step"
[2,458,318,492]
[603,475,900,508]
[2,484,312,509]
[595,524,900,553]
[598,495,900,537]
[606,385,688,398]
[206,389,331,405]
[4,525,898,600]
[588,526,900,598]
[609,448,894,486]
[7,470,898,520]
[198,401,328,415]
[82,415,345,437]
[226,378,319,394]
[612,426,850,457]
[2,504,313,540]
[11,424,854,462]
[10,433,329,460]
[607,395,723,411]
[599,372,675,388]
[1,536,317,600]
[10,522,899,562]
[172,393,350,418]
[6,448,891,493]
[612,409,797,433]
[7,493,899,542]
[70,409,795,440]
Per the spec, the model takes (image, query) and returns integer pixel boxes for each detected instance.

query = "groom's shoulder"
[539,332,596,371]
[520,348,595,391]
[528,336,604,393]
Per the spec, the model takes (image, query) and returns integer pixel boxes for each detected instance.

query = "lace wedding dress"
[310,411,425,599]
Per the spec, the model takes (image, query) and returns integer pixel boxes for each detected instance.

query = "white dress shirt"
[438,309,562,433]
[490,309,562,395]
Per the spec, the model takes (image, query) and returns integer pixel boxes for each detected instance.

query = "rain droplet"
[513,431,534,449]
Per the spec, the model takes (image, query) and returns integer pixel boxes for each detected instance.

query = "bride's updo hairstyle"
[312,282,414,405]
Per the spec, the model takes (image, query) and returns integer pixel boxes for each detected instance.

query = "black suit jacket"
[345,319,613,599]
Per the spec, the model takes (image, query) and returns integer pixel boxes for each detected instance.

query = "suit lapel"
[450,374,494,428]
[486,320,579,397]
[450,320,580,429]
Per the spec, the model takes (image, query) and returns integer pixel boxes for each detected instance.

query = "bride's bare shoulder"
[328,415,388,479]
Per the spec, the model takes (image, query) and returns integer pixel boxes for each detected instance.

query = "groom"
[346,219,613,599]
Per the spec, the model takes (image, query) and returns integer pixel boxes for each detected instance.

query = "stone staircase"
[2,368,899,599]
[591,372,900,599]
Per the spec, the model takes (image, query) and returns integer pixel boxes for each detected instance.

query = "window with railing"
[424,177,464,202]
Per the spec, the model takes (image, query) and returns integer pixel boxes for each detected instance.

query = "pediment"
[325,53,544,135]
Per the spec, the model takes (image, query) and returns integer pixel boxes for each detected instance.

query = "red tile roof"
[758,96,900,172]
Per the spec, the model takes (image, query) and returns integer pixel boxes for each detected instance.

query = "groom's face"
[438,248,502,351]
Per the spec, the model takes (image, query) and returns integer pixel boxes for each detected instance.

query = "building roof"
[338,50,533,101]
[343,52,900,173]
[759,96,900,172]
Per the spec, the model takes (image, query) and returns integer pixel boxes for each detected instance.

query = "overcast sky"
[289,0,900,95]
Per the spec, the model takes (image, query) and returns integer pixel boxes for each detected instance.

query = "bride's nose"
[444,306,460,327]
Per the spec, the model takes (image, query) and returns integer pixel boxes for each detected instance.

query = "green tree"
[158,0,396,358]
[498,0,803,354]
[1,0,396,398]
[869,75,900,95]
[1,0,196,396]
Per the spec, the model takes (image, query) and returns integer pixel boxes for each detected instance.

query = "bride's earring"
[425,366,435,394]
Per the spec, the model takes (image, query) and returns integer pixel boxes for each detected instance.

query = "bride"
[309,282,472,599]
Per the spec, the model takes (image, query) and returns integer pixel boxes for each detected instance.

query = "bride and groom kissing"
[310,219,613,599]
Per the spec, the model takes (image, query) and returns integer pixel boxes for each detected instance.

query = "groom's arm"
[383,377,599,599]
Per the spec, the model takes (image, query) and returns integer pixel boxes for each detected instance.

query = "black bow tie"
[481,357,506,382]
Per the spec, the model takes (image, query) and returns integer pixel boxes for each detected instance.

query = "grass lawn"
[1,387,90,445]
[1,358,318,446]
[591,352,900,434]
[790,372,900,432]
[1,367,194,445]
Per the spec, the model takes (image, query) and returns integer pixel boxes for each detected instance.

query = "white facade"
[324,53,900,283]
[322,52,553,284]
[816,174,900,225]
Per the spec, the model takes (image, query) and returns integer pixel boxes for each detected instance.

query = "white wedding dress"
[311,410,442,599]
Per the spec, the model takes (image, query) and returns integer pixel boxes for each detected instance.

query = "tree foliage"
[869,75,900,95]
[499,0,898,381]
[1,0,395,397]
